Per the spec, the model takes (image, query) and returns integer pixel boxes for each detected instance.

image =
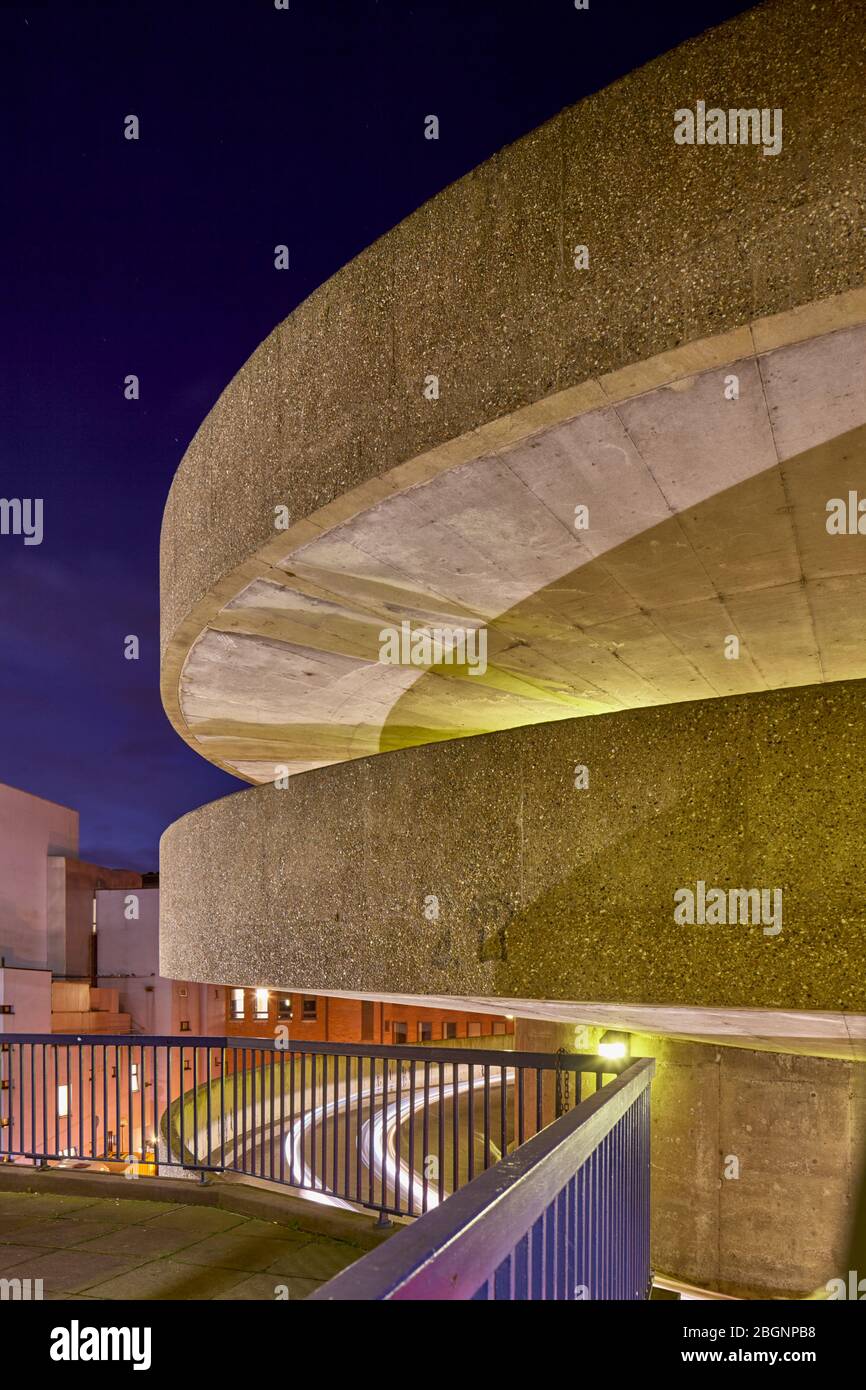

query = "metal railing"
[311,1057,654,1300]
[0,1034,626,1220]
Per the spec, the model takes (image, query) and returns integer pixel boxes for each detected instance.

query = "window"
[302,998,317,1021]
[392,1021,407,1043]
[131,1063,139,1093]
[493,1022,506,1036]
[57,1084,69,1117]
[468,1022,481,1038]
[417,1022,432,1042]
[278,995,293,1020]
[361,1000,374,1040]
[179,1020,190,1032]
[254,988,269,1020]
[443,1022,457,1039]
[230,988,245,1020]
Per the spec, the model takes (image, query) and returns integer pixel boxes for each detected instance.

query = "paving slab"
[64,1197,184,1224]
[0,1217,126,1249]
[215,1273,322,1300]
[0,1247,142,1295]
[75,1224,205,1259]
[0,1243,52,1272]
[230,1217,316,1243]
[0,1193,100,1220]
[173,1230,312,1273]
[265,1236,360,1281]
[85,1257,248,1302]
[138,1205,248,1236]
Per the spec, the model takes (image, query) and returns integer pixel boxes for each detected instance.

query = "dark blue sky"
[0,0,755,871]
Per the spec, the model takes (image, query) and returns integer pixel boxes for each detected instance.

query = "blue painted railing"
[311,1056,654,1301]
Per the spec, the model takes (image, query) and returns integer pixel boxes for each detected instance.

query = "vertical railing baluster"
[151,1044,158,1168]
[380,1055,389,1211]
[467,1063,475,1181]
[126,1041,133,1167]
[178,1044,185,1167]
[299,1047,306,1190]
[367,1057,375,1210]
[394,1058,402,1213]
[342,1055,350,1201]
[139,1045,146,1167]
[288,1048,296,1186]
[242,1046,248,1174]
[38,1042,45,1161]
[451,1060,458,1195]
[420,1060,429,1213]
[165,1044,173,1166]
[251,1047,257,1178]
[499,1063,507,1163]
[320,1053,328,1193]
[332,1053,339,1196]
[354,1056,362,1204]
[437,1060,444,1205]
[483,1064,490,1170]
[269,1047,276,1182]
[76,1042,83,1158]
[310,1052,317,1192]
[52,1044,59,1160]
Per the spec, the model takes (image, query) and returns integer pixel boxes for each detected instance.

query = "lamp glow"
[598,1030,630,1061]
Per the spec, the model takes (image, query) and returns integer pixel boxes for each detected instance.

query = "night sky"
[0,0,756,871]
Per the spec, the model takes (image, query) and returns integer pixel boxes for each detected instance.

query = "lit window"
[58,1084,69,1117]
[131,1063,139,1093]
[417,1022,432,1042]
[230,988,245,1020]
[254,988,269,1020]
[278,995,293,1020]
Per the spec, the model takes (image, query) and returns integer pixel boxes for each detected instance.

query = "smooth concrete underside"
[174,311,866,782]
[316,991,865,1063]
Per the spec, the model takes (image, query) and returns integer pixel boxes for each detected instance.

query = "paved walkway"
[0,1188,366,1300]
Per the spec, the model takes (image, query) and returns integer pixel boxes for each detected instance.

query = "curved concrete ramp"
[160,0,866,1046]
[171,312,866,781]
[160,676,866,1047]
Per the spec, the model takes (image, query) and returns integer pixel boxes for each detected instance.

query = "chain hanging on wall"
[554,1047,571,1118]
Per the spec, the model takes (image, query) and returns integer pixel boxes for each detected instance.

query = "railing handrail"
[0,1033,625,1073]
[310,1056,654,1301]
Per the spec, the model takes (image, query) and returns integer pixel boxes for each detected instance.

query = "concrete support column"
[513,1019,866,1297]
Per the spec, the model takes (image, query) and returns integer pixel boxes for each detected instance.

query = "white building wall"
[95,889,224,1038]
[96,886,159,977]
[0,966,51,1032]
[0,783,78,970]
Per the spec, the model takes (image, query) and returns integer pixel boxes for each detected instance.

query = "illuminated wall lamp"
[598,1030,630,1062]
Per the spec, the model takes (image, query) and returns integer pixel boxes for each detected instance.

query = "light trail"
[283,1064,514,1213]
